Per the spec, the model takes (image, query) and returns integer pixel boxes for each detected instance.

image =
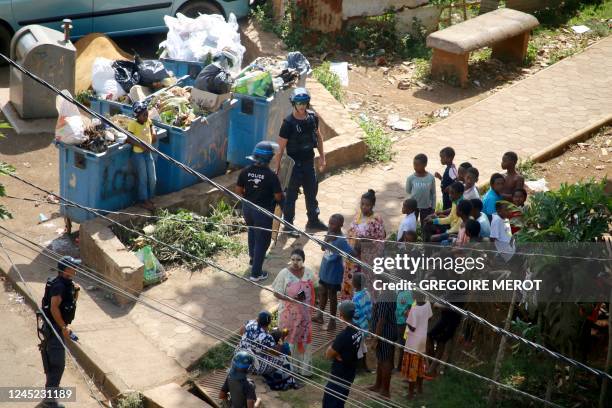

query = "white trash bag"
[91,57,126,100]
[55,91,86,145]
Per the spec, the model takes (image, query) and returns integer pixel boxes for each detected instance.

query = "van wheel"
[177,1,224,18]
[0,25,12,66]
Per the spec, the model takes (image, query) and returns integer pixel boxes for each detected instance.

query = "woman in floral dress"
[340,189,386,302]
[272,248,316,377]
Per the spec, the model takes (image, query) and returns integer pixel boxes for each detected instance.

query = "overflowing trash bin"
[227,54,309,167]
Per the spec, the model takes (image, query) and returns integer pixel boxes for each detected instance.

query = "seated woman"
[236,311,299,390]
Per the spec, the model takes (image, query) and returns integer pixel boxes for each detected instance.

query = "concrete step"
[143,383,211,408]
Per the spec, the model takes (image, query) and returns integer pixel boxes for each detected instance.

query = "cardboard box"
[190,88,231,112]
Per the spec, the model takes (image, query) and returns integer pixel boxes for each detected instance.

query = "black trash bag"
[135,54,171,86]
[287,52,310,76]
[112,60,141,93]
[193,64,234,95]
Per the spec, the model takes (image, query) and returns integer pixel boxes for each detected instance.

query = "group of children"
[313,146,530,400]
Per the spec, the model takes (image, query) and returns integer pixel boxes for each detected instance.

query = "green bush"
[199,341,237,372]
[312,62,344,102]
[359,118,395,163]
[117,392,144,408]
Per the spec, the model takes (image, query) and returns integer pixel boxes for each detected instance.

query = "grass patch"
[198,340,238,372]
[312,62,344,102]
[359,118,395,163]
[117,392,144,408]
[517,159,539,181]
[470,47,492,63]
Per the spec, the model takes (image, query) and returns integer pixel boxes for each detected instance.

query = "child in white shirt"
[401,293,432,399]
[490,201,515,262]
[397,199,418,242]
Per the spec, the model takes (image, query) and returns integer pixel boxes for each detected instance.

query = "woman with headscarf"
[340,189,386,302]
[272,248,316,377]
[236,311,298,390]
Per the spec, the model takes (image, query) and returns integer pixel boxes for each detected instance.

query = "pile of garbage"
[79,118,126,153]
[91,55,177,102]
[159,12,245,75]
[149,86,198,128]
[233,52,311,98]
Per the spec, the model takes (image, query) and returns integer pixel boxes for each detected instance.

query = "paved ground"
[0,278,104,408]
[0,34,609,403]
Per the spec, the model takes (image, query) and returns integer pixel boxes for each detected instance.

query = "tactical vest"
[41,276,76,327]
[285,111,317,158]
[227,377,249,408]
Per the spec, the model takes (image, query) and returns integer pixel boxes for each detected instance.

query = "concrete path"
[289,36,612,239]
[0,35,609,404]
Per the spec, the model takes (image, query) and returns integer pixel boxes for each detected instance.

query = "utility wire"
[0,228,562,408]
[5,194,610,262]
[6,171,612,383]
[1,53,609,382]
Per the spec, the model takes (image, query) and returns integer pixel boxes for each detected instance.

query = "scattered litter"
[38,213,49,223]
[346,102,362,110]
[372,93,382,97]
[571,25,590,34]
[433,106,451,118]
[47,195,60,204]
[595,165,605,170]
[397,78,412,90]
[568,156,578,161]
[56,228,65,235]
[577,142,590,147]
[143,225,156,235]
[382,165,393,171]
[23,162,31,168]
[329,62,349,87]
[386,113,414,131]
[525,178,549,192]
[601,148,608,156]
[9,293,24,304]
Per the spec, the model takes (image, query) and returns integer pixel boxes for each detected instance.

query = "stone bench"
[426,8,539,87]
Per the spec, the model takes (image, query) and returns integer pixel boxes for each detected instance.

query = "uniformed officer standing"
[40,256,81,408]
[275,88,328,236]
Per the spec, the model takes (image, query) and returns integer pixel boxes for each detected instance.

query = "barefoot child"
[401,293,432,399]
[315,214,354,331]
[434,147,457,210]
[500,151,525,200]
[128,102,157,210]
[397,199,418,242]
[405,154,436,228]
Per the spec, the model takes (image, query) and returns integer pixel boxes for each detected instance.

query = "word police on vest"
[372,254,486,275]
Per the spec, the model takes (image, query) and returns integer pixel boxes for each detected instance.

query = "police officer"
[276,88,327,236]
[219,351,257,408]
[236,141,283,282]
[40,256,81,408]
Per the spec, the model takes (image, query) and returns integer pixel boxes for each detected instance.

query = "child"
[453,200,473,246]
[457,162,472,184]
[465,219,482,242]
[426,182,464,242]
[128,102,157,211]
[271,328,291,356]
[352,273,373,373]
[398,199,418,242]
[463,167,480,200]
[401,293,432,399]
[482,173,505,219]
[405,154,436,228]
[469,199,491,238]
[434,147,457,210]
[490,201,515,262]
[509,188,527,234]
[315,214,354,331]
[395,290,413,371]
[501,151,525,200]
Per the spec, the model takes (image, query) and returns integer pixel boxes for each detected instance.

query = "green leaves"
[359,118,395,163]
[312,62,344,102]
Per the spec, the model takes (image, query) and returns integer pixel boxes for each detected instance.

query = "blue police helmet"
[233,351,254,370]
[246,141,278,164]
[290,87,310,104]
[132,101,147,115]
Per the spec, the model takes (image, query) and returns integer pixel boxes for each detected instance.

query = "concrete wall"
[342,0,429,19]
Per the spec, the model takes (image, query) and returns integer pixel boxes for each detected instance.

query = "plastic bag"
[158,12,245,74]
[287,52,311,76]
[136,57,171,87]
[55,91,86,145]
[91,57,126,100]
[233,70,274,97]
[135,245,166,286]
[194,64,233,94]
[112,60,141,93]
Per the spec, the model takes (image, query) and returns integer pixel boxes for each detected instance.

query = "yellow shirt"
[437,200,461,234]
[127,119,152,153]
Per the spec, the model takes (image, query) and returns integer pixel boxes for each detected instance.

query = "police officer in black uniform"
[39,256,81,408]
[276,87,327,236]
